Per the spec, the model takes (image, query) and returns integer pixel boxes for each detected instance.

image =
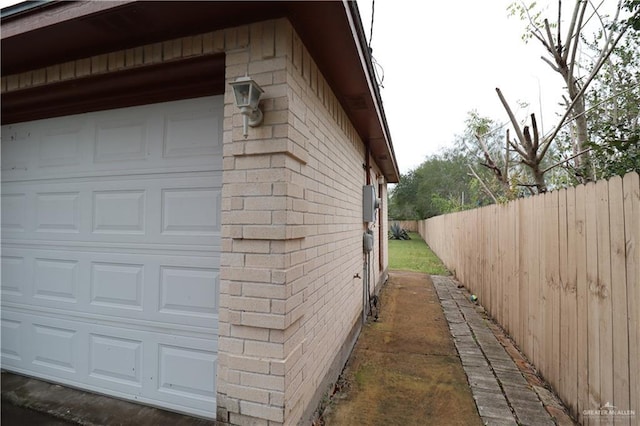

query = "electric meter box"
[363,230,374,252]
[363,185,378,222]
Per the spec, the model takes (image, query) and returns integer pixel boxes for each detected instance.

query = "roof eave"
[1,1,400,182]
[343,0,399,183]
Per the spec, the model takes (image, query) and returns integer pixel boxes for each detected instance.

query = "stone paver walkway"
[432,275,563,426]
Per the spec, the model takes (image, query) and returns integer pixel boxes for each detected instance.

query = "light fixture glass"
[230,75,264,137]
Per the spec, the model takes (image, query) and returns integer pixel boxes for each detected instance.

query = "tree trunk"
[566,78,590,171]
[531,164,547,193]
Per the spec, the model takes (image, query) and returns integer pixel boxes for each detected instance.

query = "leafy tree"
[500,0,636,189]
[388,148,491,220]
[456,111,522,199]
[584,29,640,178]
[625,0,640,29]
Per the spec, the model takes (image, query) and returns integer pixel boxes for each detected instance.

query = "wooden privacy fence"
[419,172,639,425]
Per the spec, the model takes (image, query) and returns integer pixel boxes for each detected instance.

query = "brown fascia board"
[1,0,399,182]
[0,1,137,38]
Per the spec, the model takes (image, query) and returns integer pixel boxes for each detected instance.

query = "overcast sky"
[356,0,569,174]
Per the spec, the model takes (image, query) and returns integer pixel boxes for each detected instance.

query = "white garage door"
[1,96,222,419]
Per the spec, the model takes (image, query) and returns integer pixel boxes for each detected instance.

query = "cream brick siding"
[220,19,389,425]
[2,17,390,426]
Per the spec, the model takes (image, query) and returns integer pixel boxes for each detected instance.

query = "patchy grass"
[388,232,449,275]
[321,272,482,426]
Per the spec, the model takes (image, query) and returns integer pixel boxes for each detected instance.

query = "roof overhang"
[1,1,399,182]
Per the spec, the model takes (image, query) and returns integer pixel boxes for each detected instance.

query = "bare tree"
[498,0,633,189]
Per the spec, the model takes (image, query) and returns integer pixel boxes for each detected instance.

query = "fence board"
[544,191,560,385]
[482,207,489,310]
[533,192,544,370]
[563,186,579,415]
[499,206,507,329]
[596,179,614,419]
[608,176,630,426]
[519,195,532,356]
[585,181,602,425]
[558,187,574,410]
[575,183,589,424]
[510,202,519,343]
[623,172,639,421]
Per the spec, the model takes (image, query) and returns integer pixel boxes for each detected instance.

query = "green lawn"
[388,232,450,275]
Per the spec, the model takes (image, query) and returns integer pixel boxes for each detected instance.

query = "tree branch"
[532,30,553,52]
[531,114,540,153]
[523,126,533,151]
[504,129,510,182]
[541,56,561,72]
[476,133,510,185]
[496,88,526,144]
[557,0,562,55]
[562,0,582,62]
[522,1,552,49]
[542,147,593,173]
[508,138,528,158]
[544,18,562,64]
[568,0,589,86]
[468,164,498,204]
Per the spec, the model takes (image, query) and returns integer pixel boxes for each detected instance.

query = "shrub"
[389,222,411,240]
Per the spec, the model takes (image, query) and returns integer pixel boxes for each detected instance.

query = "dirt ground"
[321,271,482,426]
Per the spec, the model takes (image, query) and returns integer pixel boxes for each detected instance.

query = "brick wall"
[220,18,388,425]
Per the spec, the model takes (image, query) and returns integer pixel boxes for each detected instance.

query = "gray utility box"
[363,229,374,252]
[363,185,379,223]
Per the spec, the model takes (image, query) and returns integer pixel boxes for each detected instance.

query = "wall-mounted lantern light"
[230,75,264,138]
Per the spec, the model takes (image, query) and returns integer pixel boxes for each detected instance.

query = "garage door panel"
[1,247,219,329]
[159,266,219,318]
[161,187,221,235]
[157,344,217,400]
[2,176,221,247]
[90,261,145,311]
[38,123,85,168]
[35,191,82,233]
[32,322,80,374]
[88,333,144,388]
[163,106,222,158]
[1,97,221,418]
[94,117,149,164]
[2,97,223,183]
[34,257,80,303]
[1,192,29,233]
[1,308,217,413]
[1,317,23,362]
[1,125,33,171]
[1,255,29,298]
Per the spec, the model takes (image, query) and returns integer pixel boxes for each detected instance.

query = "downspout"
[363,143,372,324]
[365,142,371,185]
